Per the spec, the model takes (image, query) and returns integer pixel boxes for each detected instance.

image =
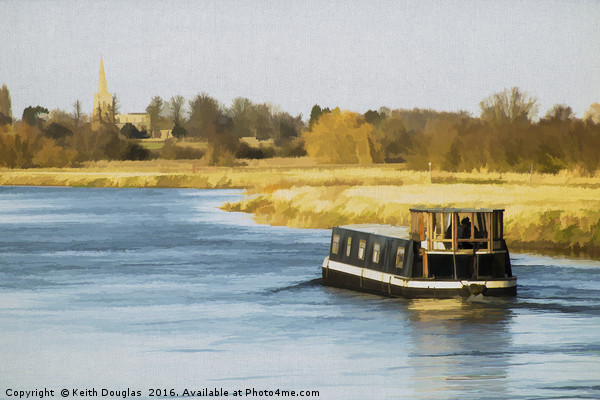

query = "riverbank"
[2,159,600,258]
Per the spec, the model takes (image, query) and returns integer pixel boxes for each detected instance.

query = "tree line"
[0,88,307,167]
[0,101,149,168]
[304,88,600,173]
[1,83,600,172]
[139,94,306,164]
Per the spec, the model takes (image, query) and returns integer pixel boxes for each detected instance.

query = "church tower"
[93,55,114,126]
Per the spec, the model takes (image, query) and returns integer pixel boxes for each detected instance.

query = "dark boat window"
[477,253,506,278]
[457,213,474,240]
[428,254,454,279]
[455,255,474,279]
[493,211,503,239]
[372,242,381,263]
[475,213,486,238]
[332,234,340,254]
[358,239,366,260]
[395,246,405,268]
[346,237,352,257]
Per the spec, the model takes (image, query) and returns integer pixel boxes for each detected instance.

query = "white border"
[323,258,517,290]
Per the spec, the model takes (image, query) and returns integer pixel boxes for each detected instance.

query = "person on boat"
[458,217,472,249]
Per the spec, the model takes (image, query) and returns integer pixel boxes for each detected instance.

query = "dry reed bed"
[222,182,600,257]
[1,162,599,257]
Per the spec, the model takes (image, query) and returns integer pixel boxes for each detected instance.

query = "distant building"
[116,113,149,130]
[115,112,173,139]
[92,55,114,128]
[94,55,173,139]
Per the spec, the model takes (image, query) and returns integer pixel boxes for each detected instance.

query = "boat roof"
[337,224,410,240]
[410,207,504,213]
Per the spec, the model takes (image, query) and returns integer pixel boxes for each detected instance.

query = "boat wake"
[269,278,322,293]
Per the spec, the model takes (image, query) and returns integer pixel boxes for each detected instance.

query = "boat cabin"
[328,208,512,281]
[409,207,512,280]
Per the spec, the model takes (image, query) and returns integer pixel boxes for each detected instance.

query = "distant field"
[138,140,209,151]
[139,141,164,150]
[1,161,599,258]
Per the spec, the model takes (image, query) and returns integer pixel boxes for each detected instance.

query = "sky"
[1,0,599,120]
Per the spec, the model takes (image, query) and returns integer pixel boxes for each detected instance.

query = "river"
[0,186,599,400]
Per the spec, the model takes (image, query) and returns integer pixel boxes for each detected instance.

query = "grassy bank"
[223,183,600,258]
[2,160,600,258]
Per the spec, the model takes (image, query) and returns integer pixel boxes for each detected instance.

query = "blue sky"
[2,0,599,119]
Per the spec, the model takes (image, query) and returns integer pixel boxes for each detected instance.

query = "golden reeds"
[2,161,599,257]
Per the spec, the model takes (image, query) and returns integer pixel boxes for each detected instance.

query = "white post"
[530,163,534,184]
[428,162,432,184]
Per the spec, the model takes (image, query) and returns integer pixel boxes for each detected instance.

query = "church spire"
[93,54,113,127]
[98,55,108,94]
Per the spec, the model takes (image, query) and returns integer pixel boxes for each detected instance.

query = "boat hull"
[322,258,517,298]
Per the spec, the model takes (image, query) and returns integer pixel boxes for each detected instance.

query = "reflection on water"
[0,187,599,399]
[405,298,513,399]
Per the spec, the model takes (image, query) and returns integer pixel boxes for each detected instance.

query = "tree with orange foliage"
[303,108,382,164]
[585,103,600,124]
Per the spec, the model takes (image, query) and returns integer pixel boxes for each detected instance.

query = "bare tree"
[544,104,574,122]
[480,87,538,125]
[229,97,252,137]
[168,95,186,126]
[72,100,83,130]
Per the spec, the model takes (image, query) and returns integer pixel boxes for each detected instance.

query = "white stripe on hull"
[322,258,517,290]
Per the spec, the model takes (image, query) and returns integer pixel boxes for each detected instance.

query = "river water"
[0,186,599,400]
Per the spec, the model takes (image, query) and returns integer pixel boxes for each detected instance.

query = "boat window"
[432,212,452,249]
[457,213,474,240]
[372,242,381,263]
[358,239,366,260]
[493,211,503,239]
[346,237,352,257]
[332,234,340,254]
[395,246,405,268]
[433,213,451,240]
[475,213,488,239]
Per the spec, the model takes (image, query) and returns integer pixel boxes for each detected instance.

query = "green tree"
[0,112,11,126]
[187,93,221,138]
[308,104,322,131]
[308,104,331,131]
[22,106,49,127]
[111,94,120,123]
[146,96,164,136]
[0,84,12,119]
[120,122,149,139]
[171,124,188,138]
[364,109,386,126]
[274,111,304,143]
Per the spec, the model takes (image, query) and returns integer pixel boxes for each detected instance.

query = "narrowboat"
[322,208,517,298]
